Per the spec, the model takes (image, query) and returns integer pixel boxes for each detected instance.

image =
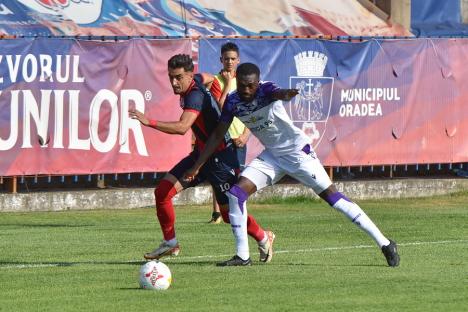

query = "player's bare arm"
[217,70,234,106]
[272,89,299,101]
[129,109,198,135]
[184,121,231,181]
[200,72,215,90]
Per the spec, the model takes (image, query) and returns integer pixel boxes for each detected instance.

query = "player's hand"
[129,109,149,126]
[233,134,248,148]
[183,167,199,182]
[220,70,233,82]
[283,89,299,101]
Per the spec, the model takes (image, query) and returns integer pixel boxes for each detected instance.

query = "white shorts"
[241,147,332,194]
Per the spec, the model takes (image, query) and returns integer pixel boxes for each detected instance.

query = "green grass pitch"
[0,192,467,311]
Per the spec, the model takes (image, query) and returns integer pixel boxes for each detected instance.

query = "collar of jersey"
[180,80,196,97]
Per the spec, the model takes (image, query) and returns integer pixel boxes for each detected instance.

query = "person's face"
[237,73,259,102]
[220,51,239,73]
[168,67,193,95]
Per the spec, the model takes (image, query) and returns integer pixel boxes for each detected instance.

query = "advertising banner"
[199,38,468,166]
[0,38,192,175]
[0,0,410,37]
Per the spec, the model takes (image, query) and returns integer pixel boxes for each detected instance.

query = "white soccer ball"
[139,260,172,290]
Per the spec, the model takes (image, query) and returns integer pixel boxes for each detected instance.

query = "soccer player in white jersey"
[185,62,400,267]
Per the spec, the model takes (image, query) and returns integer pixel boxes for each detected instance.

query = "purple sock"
[322,192,351,206]
[228,185,249,214]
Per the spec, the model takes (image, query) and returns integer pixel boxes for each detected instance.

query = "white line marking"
[171,239,468,260]
[1,239,466,269]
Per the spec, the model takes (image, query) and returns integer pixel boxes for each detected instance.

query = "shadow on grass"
[279,262,385,267]
[0,259,227,268]
[165,260,384,267]
[0,259,386,268]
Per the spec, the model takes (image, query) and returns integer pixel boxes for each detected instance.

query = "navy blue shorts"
[169,145,239,205]
[236,145,247,170]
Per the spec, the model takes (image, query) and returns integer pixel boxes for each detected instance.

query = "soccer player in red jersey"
[129,55,273,264]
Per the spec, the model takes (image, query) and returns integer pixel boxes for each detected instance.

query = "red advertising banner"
[0,38,193,175]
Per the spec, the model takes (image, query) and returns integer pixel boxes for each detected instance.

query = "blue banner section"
[199,38,468,166]
[411,0,468,36]
[199,38,378,104]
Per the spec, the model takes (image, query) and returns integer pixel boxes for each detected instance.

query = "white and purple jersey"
[220,81,310,156]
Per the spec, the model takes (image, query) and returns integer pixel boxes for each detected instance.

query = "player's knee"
[155,179,176,205]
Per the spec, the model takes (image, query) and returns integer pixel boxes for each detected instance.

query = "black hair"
[221,42,239,55]
[236,62,260,78]
[167,54,194,72]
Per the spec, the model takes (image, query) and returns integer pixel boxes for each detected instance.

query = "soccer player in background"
[129,55,274,263]
[206,42,251,224]
[184,63,400,267]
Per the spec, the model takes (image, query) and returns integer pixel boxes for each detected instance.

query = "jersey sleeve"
[260,81,281,100]
[209,77,222,101]
[182,90,204,114]
[219,95,235,124]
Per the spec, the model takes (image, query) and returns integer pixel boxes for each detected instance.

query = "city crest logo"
[289,51,334,148]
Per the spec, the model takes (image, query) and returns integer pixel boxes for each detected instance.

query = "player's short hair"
[168,54,194,72]
[221,42,239,56]
[237,63,260,78]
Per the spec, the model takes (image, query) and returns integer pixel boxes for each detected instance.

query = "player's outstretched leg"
[144,179,180,260]
[322,190,400,267]
[218,184,277,265]
[218,185,251,266]
[218,189,275,263]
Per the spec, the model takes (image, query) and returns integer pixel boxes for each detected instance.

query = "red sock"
[247,215,265,242]
[155,179,178,241]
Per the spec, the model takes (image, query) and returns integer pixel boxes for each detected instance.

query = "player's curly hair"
[237,62,260,78]
[168,54,194,72]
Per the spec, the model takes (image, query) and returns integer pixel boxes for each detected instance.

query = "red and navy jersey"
[181,74,231,152]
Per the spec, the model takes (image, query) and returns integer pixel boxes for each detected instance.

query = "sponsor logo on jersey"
[247,115,263,124]
[289,51,334,148]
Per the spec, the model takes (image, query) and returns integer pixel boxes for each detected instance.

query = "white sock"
[333,198,390,247]
[226,191,249,260]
